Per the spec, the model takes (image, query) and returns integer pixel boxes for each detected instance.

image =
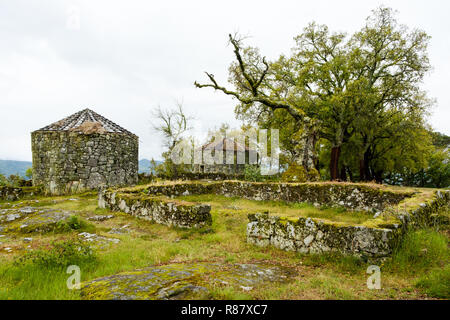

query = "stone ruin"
[99,181,449,258]
[31,108,138,195]
[192,137,258,175]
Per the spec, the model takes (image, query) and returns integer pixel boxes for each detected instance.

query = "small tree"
[152,102,193,179]
[25,167,33,180]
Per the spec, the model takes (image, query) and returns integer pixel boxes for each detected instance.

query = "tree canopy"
[195,6,445,186]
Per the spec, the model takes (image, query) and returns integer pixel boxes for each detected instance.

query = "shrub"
[0,174,7,186]
[244,165,263,182]
[307,168,321,181]
[14,238,97,269]
[25,167,33,180]
[56,216,95,233]
[138,173,155,185]
[281,163,307,182]
[0,174,31,187]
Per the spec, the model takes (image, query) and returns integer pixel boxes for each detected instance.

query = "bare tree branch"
[194,33,305,122]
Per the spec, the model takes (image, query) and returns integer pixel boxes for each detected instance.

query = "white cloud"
[0,0,449,161]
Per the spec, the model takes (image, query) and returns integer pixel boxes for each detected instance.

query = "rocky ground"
[82,262,295,300]
[0,198,122,252]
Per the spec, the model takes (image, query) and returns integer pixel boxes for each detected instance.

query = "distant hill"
[0,160,32,178]
[0,159,162,177]
[139,159,163,174]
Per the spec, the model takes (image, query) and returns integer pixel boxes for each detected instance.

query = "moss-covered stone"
[81,262,294,300]
[0,186,42,201]
[247,212,402,258]
[98,189,212,229]
[246,189,449,258]
[113,180,414,213]
[0,206,72,234]
[398,190,450,228]
[100,181,449,257]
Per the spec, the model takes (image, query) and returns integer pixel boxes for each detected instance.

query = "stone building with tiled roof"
[32,108,138,194]
[193,137,259,175]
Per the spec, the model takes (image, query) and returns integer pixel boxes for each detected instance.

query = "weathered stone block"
[247,213,403,258]
[98,189,212,229]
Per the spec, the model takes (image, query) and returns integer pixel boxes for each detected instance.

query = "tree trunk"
[340,165,347,181]
[364,151,373,181]
[373,169,383,184]
[359,150,373,181]
[293,120,318,173]
[359,158,366,181]
[346,166,354,182]
[329,146,341,181]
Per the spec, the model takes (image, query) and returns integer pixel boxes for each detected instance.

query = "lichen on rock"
[247,212,402,258]
[81,262,294,300]
[98,189,212,229]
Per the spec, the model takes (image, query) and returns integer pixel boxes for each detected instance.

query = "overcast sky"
[0,0,449,161]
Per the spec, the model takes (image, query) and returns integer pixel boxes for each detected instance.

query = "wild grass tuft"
[415,264,450,299]
[386,228,448,274]
[0,238,98,300]
[14,238,97,269]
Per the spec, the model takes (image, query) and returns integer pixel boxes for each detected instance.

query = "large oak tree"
[195,7,432,181]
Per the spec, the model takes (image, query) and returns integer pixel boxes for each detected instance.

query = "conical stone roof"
[34,108,136,137]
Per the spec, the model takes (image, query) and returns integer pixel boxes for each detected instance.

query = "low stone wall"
[0,186,43,201]
[246,190,450,257]
[130,181,412,213]
[217,182,412,213]
[103,181,449,257]
[247,213,401,258]
[155,172,246,181]
[98,190,212,229]
[404,190,450,227]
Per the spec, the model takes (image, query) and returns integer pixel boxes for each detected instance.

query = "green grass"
[178,194,373,226]
[416,264,450,298]
[0,238,98,300]
[386,228,449,274]
[382,228,450,299]
[0,264,82,300]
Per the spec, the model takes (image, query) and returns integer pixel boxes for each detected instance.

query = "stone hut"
[193,137,258,175]
[31,108,138,194]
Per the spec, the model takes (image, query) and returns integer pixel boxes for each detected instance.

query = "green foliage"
[0,173,7,186]
[417,147,450,188]
[152,157,190,179]
[197,6,442,184]
[62,216,95,233]
[14,238,97,269]
[25,167,32,180]
[43,216,97,234]
[385,145,450,188]
[0,174,30,187]
[281,163,307,182]
[425,148,450,188]
[431,131,450,149]
[307,168,320,182]
[244,164,263,182]
[137,173,155,185]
